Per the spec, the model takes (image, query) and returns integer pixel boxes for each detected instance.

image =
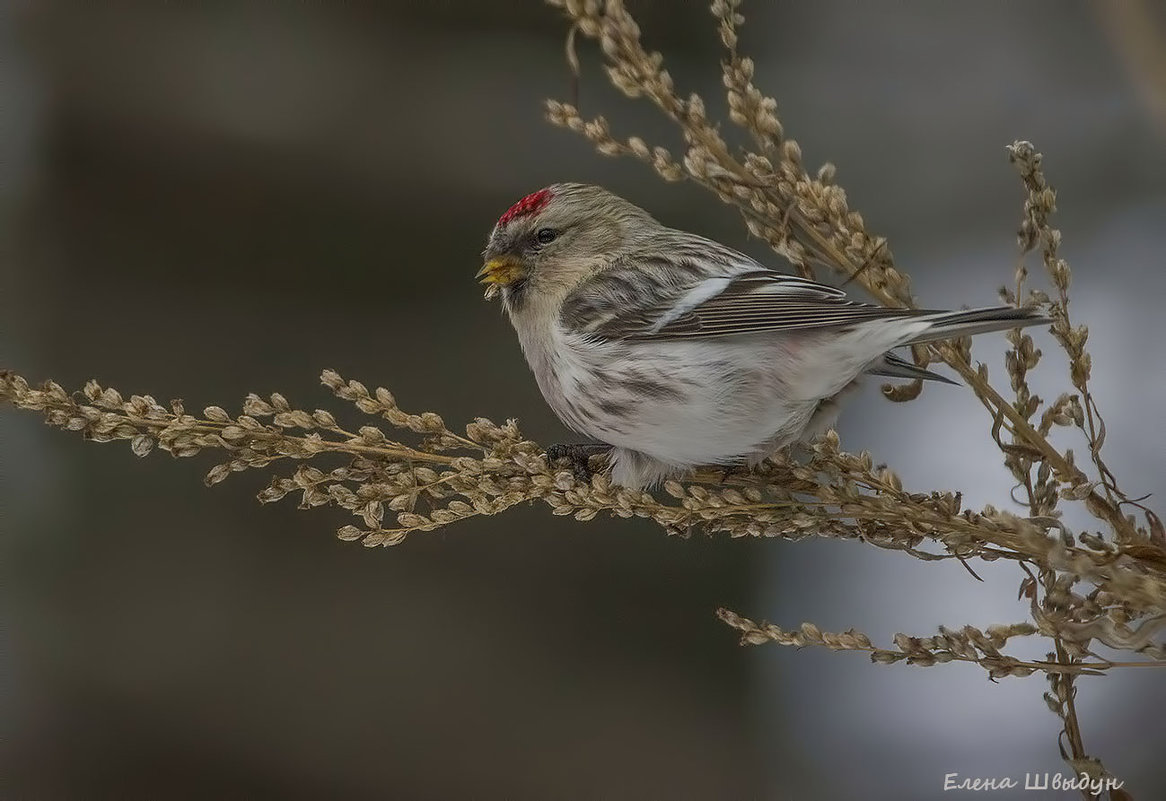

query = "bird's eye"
[536,228,557,245]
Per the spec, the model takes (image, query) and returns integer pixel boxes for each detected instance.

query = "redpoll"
[479,183,1048,489]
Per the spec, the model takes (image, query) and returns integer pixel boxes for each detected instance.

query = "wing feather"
[559,238,919,341]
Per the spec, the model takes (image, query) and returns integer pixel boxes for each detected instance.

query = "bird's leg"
[717,460,755,483]
[546,442,611,483]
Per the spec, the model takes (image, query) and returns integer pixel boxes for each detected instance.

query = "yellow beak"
[477,257,524,286]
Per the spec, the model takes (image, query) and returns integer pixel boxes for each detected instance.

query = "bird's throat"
[502,277,529,311]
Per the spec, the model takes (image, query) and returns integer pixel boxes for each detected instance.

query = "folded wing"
[569,265,919,341]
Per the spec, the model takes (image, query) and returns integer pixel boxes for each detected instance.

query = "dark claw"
[546,443,611,483]
[718,463,748,483]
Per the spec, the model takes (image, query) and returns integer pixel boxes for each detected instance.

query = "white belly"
[510,306,899,487]
[541,335,822,467]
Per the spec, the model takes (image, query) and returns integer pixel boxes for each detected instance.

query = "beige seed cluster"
[3,369,1163,632]
[542,0,1161,781]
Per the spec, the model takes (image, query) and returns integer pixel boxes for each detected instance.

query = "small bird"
[479,183,1048,489]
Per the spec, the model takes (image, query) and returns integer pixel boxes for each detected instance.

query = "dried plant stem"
[538,0,1160,788]
[717,610,1163,677]
[4,367,1165,646]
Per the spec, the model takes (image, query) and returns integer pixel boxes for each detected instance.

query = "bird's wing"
[560,246,919,341]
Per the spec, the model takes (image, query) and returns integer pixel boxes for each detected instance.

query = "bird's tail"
[906,306,1051,345]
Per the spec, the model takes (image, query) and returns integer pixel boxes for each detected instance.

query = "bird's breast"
[508,308,612,435]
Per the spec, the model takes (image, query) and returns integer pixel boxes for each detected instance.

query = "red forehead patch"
[497,188,552,228]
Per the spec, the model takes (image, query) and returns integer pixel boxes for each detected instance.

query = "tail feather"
[866,306,1049,386]
[907,306,1051,345]
[867,353,958,384]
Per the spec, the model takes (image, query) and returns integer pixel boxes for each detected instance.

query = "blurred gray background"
[2,1,1164,799]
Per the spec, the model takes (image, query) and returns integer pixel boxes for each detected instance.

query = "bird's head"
[479,183,656,308]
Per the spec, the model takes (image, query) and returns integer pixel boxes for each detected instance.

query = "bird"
[478,183,1049,490]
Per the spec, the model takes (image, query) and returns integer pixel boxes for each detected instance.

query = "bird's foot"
[717,462,756,483]
[546,442,611,483]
